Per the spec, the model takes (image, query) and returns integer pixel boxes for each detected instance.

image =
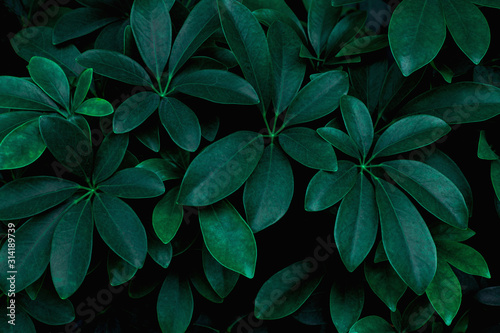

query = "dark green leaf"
[73,68,93,111]
[477,130,499,160]
[332,0,364,5]
[348,58,387,114]
[136,158,183,181]
[177,131,264,206]
[335,173,378,272]
[279,127,337,171]
[340,95,373,157]
[308,0,341,57]
[253,8,307,43]
[0,310,35,333]
[199,200,257,278]
[364,261,407,312]
[0,111,42,141]
[148,234,173,268]
[254,259,324,319]
[335,35,388,57]
[401,296,435,332]
[388,0,446,76]
[95,20,130,53]
[475,286,500,306]
[153,186,184,244]
[202,246,239,298]
[99,167,165,198]
[472,0,500,8]
[243,143,294,232]
[135,120,161,152]
[436,240,490,278]
[430,223,475,242]
[382,159,469,229]
[92,133,129,184]
[330,279,364,333]
[190,266,224,304]
[375,178,437,295]
[93,193,148,268]
[157,272,194,333]
[107,251,138,286]
[75,98,114,117]
[451,311,469,333]
[284,70,349,127]
[0,76,58,111]
[19,288,75,325]
[326,11,367,58]
[113,92,160,133]
[349,316,395,333]
[492,160,500,201]
[317,127,361,159]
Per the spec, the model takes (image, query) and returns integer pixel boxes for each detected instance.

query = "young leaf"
[18,288,75,325]
[202,246,239,298]
[98,168,165,198]
[340,95,373,157]
[436,240,490,278]
[0,76,59,111]
[364,261,407,312]
[50,199,93,299]
[279,127,337,171]
[72,68,93,110]
[349,316,395,333]
[0,176,79,220]
[28,56,70,112]
[329,279,364,333]
[243,143,294,232]
[177,131,264,206]
[376,178,437,295]
[283,70,349,127]
[254,259,324,319]
[93,193,148,268]
[92,133,129,184]
[307,0,341,57]
[372,115,451,158]
[199,200,257,278]
[75,98,114,117]
[131,0,171,79]
[157,272,194,333]
[389,0,446,76]
[153,186,184,244]
[113,92,160,133]
[317,127,361,159]
[382,159,469,229]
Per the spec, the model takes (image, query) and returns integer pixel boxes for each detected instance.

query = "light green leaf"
[340,95,373,157]
[113,92,160,133]
[202,246,239,298]
[153,186,184,244]
[0,76,59,111]
[75,98,114,117]
[436,240,490,278]
[98,167,165,198]
[18,288,75,325]
[330,279,364,333]
[308,0,342,57]
[157,272,194,333]
[317,127,361,159]
[199,200,257,278]
[364,261,407,312]
[92,133,129,184]
[72,68,93,110]
[349,316,395,333]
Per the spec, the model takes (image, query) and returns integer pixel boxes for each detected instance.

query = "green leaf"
[451,310,469,333]
[98,168,165,198]
[113,92,160,133]
[388,0,446,76]
[375,178,437,295]
[157,272,194,333]
[478,130,499,160]
[335,173,378,272]
[330,279,364,333]
[72,68,93,110]
[401,296,436,332]
[335,35,389,57]
[199,200,257,278]
[426,259,461,326]
[0,111,42,141]
[92,133,129,184]
[148,235,173,268]
[0,176,79,220]
[340,95,373,157]
[153,186,184,244]
[158,97,198,152]
[136,158,184,181]
[28,56,70,112]
[75,98,114,117]
[202,246,239,298]
[472,0,500,8]
[492,160,500,202]
[372,115,451,158]
[177,131,264,206]
[218,0,273,112]
[440,0,490,65]
[436,240,490,278]
[169,0,220,77]
[107,251,138,286]
[93,193,147,268]
[243,143,293,232]
[190,265,224,304]
[0,118,46,170]
[400,82,500,124]
[475,286,500,306]
[268,21,306,115]
[382,159,469,229]
[308,0,341,57]
[39,115,93,180]
[332,0,364,5]
[50,199,93,299]
[326,10,367,58]
[283,70,349,127]
[0,202,72,293]
[279,127,337,171]
[430,224,475,242]
[0,76,59,111]
[19,288,75,325]
[348,58,387,114]
[0,310,35,333]
[131,0,171,79]
[77,49,153,86]
[364,261,407,312]
[317,127,361,159]
[349,316,395,333]
[53,8,118,44]
[254,259,324,319]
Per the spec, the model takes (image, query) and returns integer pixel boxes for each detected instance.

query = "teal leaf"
[77,49,153,87]
[136,158,184,181]
[153,186,184,244]
[335,35,389,57]
[472,0,500,8]
[202,246,239,298]
[113,92,160,133]
[199,200,257,278]
[75,98,114,117]
[430,224,475,243]
[401,296,436,332]
[382,159,469,229]
[135,121,161,152]
[308,0,341,57]
[92,133,129,184]
[375,178,437,295]
[349,316,395,333]
[330,279,364,333]
[107,251,138,286]
[477,130,499,160]
[0,176,79,220]
[243,143,294,232]
[18,288,75,325]
[388,0,446,76]
[0,111,42,141]
[98,168,165,198]
[93,193,148,268]
[348,58,387,114]
[364,261,407,312]
[72,68,93,110]
[492,160,500,202]
[332,0,364,5]
[254,259,324,319]
[340,95,373,157]
[0,76,59,111]
[28,56,70,112]
[279,127,337,171]
[326,10,367,59]
[190,266,224,304]
[335,173,378,272]
[131,0,171,79]
[436,240,490,278]
[283,70,349,127]
[51,199,93,299]
[177,131,264,206]
[372,115,451,158]
[157,272,194,333]
[147,235,173,268]
[316,127,361,159]
[0,310,35,333]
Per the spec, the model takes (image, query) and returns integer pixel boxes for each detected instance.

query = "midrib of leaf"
[15,184,80,206]
[63,200,90,277]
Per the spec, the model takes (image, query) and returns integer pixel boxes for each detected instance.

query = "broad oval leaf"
[153,186,184,244]
[307,0,341,57]
[202,246,239,298]
[18,288,75,325]
[0,176,79,220]
[113,92,160,133]
[199,200,257,278]
[0,76,58,111]
[317,127,360,159]
[243,143,294,232]
[177,131,264,206]
[93,193,148,268]
[75,98,114,117]
[364,261,407,312]
[157,272,194,333]
[98,167,165,198]
[92,133,129,184]
[436,240,490,278]
[382,159,469,229]
[349,316,395,333]
[254,259,324,319]
[340,95,373,158]
[330,279,364,333]
[376,178,437,295]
